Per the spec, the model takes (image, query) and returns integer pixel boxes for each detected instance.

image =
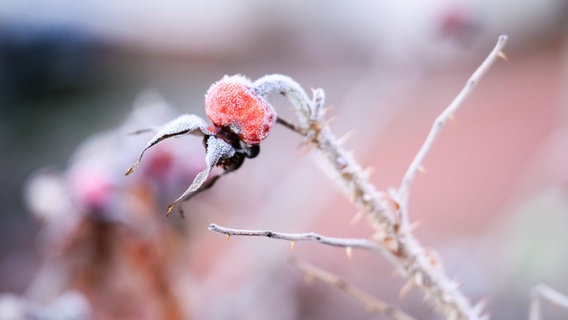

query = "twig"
[208,223,396,263]
[530,284,568,320]
[290,258,417,320]
[398,35,509,229]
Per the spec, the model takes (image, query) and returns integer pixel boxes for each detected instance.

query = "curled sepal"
[167,136,235,215]
[125,114,210,175]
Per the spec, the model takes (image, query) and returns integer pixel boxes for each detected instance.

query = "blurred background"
[1,0,568,319]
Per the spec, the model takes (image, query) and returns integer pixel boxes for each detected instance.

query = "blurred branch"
[530,284,568,320]
[290,258,416,320]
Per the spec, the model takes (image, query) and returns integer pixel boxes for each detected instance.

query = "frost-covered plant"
[125,36,509,320]
[125,74,315,215]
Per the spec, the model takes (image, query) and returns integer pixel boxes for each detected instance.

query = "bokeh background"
[1,0,568,319]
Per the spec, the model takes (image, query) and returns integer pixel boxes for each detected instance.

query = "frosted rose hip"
[205,75,276,145]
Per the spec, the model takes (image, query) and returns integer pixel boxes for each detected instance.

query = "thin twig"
[208,223,391,259]
[290,258,417,320]
[398,35,509,229]
[530,284,568,320]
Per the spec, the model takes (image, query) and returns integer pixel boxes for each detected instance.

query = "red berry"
[205,75,276,145]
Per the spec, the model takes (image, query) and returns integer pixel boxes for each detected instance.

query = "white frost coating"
[126,114,211,175]
[205,74,276,144]
[253,74,315,124]
[205,74,256,115]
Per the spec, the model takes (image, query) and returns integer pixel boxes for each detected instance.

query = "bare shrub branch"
[290,258,417,320]
[208,223,395,263]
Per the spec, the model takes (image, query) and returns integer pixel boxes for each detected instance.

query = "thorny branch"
[210,36,508,319]
[290,258,417,320]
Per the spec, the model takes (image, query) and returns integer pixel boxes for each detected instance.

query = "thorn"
[350,211,365,225]
[166,203,174,217]
[474,298,487,315]
[324,116,338,127]
[335,156,348,170]
[399,280,414,299]
[383,236,399,252]
[297,140,315,157]
[226,234,231,241]
[498,51,508,61]
[371,231,385,242]
[448,114,457,123]
[414,273,424,287]
[390,197,401,211]
[363,166,374,178]
[290,241,296,252]
[384,192,400,211]
[337,130,355,145]
[391,268,406,278]
[387,187,399,200]
[453,280,463,290]
[409,220,421,232]
[350,189,358,203]
[345,247,353,259]
[424,247,441,268]
[124,161,139,176]
[417,165,427,174]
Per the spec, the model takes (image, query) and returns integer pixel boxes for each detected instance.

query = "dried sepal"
[167,136,235,215]
[125,114,210,176]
